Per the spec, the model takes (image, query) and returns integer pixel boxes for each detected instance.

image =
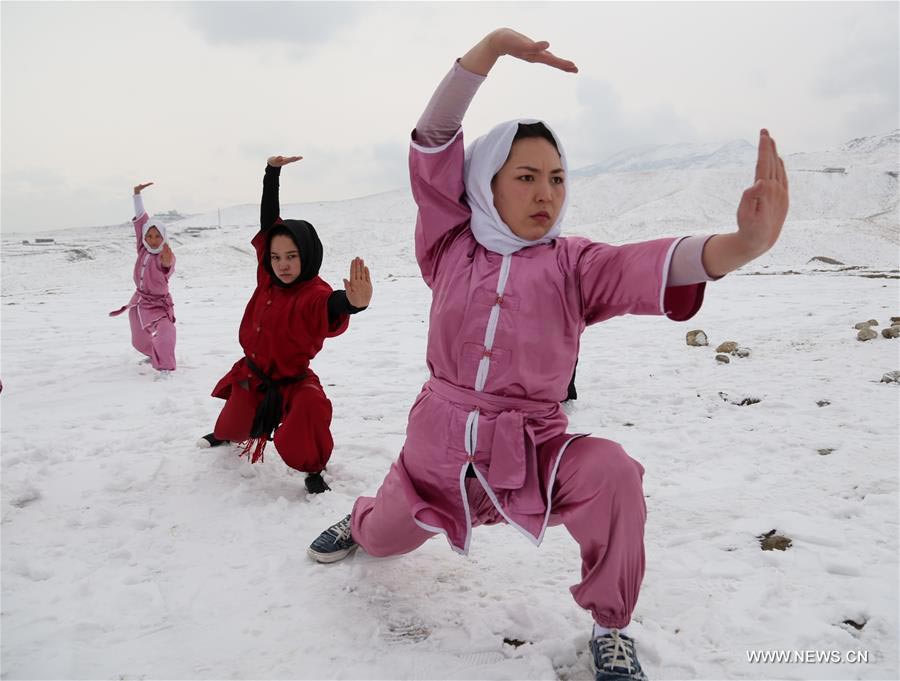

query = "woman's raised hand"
[267,155,303,168]
[133,182,154,195]
[344,257,372,309]
[735,130,789,256]
[160,243,174,268]
[701,129,790,276]
[460,28,578,77]
[487,28,578,73]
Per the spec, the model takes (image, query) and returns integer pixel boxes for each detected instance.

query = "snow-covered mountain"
[571,139,758,175]
[839,129,900,156]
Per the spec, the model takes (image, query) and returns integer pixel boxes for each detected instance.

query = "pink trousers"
[129,306,176,371]
[351,436,647,629]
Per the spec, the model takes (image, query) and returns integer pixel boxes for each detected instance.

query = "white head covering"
[463,118,569,255]
[142,222,167,254]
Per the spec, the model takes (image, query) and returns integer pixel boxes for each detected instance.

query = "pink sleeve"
[413,61,485,148]
[409,131,471,286]
[132,212,148,252]
[162,253,175,277]
[667,235,720,286]
[132,193,149,251]
[576,237,706,324]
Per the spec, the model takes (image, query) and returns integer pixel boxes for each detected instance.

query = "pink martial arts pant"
[351,436,647,629]
[129,306,176,371]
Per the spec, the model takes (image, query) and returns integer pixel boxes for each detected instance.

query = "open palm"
[344,257,372,309]
[267,155,303,168]
[487,28,578,73]
[736,130,789,255]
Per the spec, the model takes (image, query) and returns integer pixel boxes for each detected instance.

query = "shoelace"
[595,630,637,672]
[328,517,352,543]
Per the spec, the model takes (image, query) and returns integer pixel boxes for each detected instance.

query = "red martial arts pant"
[213,374,334,472]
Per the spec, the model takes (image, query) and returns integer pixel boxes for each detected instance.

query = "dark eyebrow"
[271,250,299,255]
[515,165,565,174]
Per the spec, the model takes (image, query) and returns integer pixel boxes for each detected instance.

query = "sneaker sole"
[197,436,229,449]
[307,545,357,564]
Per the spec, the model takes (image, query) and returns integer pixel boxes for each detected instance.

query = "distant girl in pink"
[109,182,176,374]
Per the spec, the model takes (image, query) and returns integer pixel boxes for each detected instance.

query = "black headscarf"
[263,219,323,288]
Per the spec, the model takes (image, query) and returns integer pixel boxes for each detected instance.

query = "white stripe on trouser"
[464,409,479,456]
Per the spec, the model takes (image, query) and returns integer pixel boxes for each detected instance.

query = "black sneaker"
[307,514,357,563]
[304,472,331,494]
[590,629,648,680]
[197,433,229,448]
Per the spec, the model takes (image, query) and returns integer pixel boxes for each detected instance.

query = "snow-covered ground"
[2,133,898,680]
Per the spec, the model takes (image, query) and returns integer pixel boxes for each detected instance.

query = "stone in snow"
[686,329,708,346]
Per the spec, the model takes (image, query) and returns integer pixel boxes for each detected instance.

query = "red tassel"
[238,437,268,464]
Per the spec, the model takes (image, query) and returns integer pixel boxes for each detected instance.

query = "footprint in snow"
[9,486,41,508]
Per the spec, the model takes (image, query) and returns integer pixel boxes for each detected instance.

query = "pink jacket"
[393,130,706,554]
[109,209,175,324]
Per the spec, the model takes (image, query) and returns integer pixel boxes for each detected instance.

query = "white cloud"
[181,1,370,53]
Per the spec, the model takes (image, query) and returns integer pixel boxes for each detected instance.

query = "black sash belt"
[245,357,306,440]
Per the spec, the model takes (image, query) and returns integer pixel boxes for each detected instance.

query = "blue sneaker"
[307,514,357,563]
[590,629,648,680]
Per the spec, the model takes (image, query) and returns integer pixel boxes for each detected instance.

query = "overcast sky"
[2,1,897,234]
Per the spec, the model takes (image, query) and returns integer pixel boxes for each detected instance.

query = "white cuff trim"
[659,238,682,314]
[410,128,463,155]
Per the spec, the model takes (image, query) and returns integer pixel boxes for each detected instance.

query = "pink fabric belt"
[109,290,173,318]
[425,377,563,495]
[426,376,558,416]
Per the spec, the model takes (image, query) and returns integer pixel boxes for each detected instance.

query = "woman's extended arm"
[131,182,153,249]
[133,182,153,220]
[414,29,577,148]
[260,155,302,231]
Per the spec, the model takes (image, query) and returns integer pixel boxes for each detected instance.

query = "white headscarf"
[463,118,569,255]
[142,222,167,254]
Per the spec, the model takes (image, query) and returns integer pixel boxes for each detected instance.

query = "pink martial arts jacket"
[394,129,706,554]
[109,210,175,326]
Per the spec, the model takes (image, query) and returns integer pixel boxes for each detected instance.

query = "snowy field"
[2,134,898,680]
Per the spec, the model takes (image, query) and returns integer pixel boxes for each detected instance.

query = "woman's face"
[144,226,163,250]
[270,234,302,284]
[491,137,565,241]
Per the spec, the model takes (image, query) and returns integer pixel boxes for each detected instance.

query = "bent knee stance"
[273,383,334,472]
[551,437,647,630]
[150,318,176,370]
[213,385,257,442]
[351,462,433,557]
[554,437,645,508]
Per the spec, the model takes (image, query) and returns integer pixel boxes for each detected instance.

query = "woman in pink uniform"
[109,182,176,374]
[309,28,788,680]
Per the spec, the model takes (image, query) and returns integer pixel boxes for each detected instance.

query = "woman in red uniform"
[199,155,372,494]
